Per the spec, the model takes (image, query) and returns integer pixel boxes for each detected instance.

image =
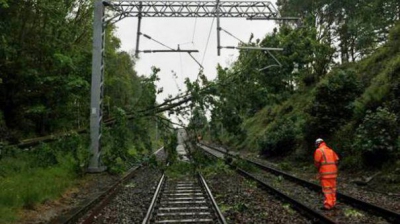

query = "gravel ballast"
[206,170,311,223]
[83,166,162,224]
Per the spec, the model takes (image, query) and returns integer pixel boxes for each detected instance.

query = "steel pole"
[89,0,107,172]
[135,2,142,58]
[216,0,221,56]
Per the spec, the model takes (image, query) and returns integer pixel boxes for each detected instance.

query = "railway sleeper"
[149,178,221,224]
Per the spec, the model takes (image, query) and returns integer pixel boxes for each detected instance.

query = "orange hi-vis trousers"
[321,178,337,209]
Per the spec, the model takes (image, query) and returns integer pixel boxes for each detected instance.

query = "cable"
[179,52,183,90]
[173,72,181,92]
[201,17,215,65]
[192,13,198,43]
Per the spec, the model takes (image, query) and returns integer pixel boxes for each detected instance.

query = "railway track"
[51,147,166,224]
[142,173,227,224]
[198,142,400,224]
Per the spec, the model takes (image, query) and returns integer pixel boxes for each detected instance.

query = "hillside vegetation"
[243,24,400,170]
[191,1,400,171]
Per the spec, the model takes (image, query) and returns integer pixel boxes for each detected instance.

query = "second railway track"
[198,142,400,224]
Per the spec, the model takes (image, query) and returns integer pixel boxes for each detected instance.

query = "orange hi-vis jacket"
[314,142,339,179]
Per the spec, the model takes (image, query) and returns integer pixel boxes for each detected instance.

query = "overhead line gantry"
[89,0,293,172]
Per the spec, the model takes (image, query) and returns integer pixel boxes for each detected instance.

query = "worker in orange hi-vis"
[314,138,339,210]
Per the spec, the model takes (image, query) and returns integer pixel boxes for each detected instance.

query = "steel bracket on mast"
[140,50,199,53]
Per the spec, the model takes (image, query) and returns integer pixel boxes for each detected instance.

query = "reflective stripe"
[321,162,336,165]
[321,171,337,175]
[318,148,328,164]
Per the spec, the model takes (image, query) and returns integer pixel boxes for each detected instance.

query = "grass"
[0,156,77,224]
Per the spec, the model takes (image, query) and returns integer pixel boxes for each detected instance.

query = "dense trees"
[0,1,176,220]
[277,0,400,62]
[0,0,94,138]
[0,1,162,142]
[190,2,400,169]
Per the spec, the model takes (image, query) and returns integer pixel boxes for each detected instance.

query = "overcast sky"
[114,4,278,123]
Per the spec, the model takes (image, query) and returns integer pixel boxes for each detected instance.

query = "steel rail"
[142,174,166,224]
[197,143,336,223]
[247,159,400,223]
[198,173,227,224]
[143,172,226,223]
[237,168,337,224]
[200,142,400,223]
[50,166,141,224]
[51,147,166,224]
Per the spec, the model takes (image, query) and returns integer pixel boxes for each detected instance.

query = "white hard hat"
[315,138,324,145]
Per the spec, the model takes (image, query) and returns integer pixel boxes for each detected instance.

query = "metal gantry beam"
[104,0,279,21]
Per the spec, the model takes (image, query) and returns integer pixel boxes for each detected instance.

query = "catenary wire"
[201,17,216,66]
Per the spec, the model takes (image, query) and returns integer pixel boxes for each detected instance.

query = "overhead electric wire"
[201,17,216,65]
[192,13,198,43]
[179,52,183,91]
[173,71,181,91]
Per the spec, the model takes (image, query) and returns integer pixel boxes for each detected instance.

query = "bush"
[201,159,232,176]
[102,108,140,173]
[352,107,398,168]
[258,119,298,157]
[309,69,361,137]
[166,162,195,178]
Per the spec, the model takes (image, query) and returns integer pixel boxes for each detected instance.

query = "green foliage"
[192,147,217,166]
[277,0,400,62]
[0,0,169,222]
[0,0,95,137]
[0,165,76,222]
[164,130,178,164]
[0,0,8,8]
[1,134,89,175]
[202,22,336,150]
[188,107,208,133]
[201,159,232,176]
[352,107,398,167]
[232,159,257,172]
[388,22,400,53]
[101,108,155,174]
[165,162,195,178]
[278,162,292,172]
[0,144,80,222]
[354,51,400,119]
[344,208,364,218]
[308,69,361,138]
[258,118,298,157]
